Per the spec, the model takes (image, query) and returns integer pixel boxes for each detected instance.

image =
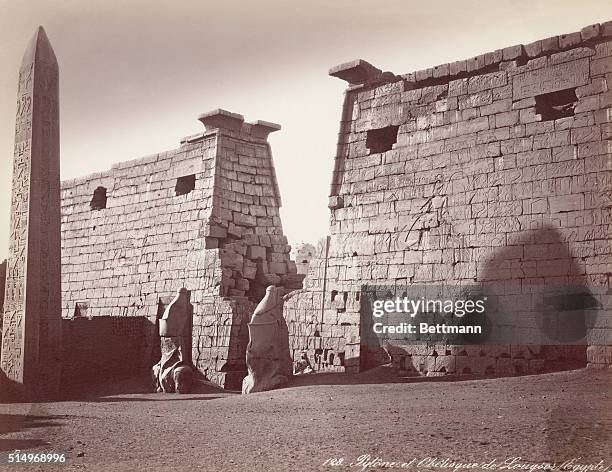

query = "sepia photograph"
[0,1,611,470]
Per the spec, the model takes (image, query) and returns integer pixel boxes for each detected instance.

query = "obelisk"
[0,26,61,400]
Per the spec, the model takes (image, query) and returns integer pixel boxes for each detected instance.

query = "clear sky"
[0,0,610,260]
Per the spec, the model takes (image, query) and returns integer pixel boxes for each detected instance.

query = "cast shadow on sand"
[0,413,67,452]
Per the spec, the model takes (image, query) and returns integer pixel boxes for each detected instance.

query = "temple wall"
[60,136,218,319]
[58,110,303,388]
[285,21,612,375]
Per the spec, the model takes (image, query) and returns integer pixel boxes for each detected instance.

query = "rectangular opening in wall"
[535,88,577,121]
[90,186,107,210]
[74,301,89,317]
[175,174,195,196]
[366,125,399,154]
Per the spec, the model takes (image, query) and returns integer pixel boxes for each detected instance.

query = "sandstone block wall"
[193,295,255,389]
[60,109,302,388]
[61,135,218,318]
[285,21,612,375]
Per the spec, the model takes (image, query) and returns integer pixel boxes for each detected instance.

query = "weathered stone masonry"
[60,109,302,389]
[284,22,612,375]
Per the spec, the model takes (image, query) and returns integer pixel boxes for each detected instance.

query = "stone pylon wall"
[284,21,612,375]
[60,109,302,389]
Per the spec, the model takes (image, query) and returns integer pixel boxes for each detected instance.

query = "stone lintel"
[249,120,281,140]
[198,109,245,132]
[329,59,383,85]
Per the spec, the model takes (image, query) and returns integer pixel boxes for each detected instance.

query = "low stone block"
[234,212,257,227]
[328,195,344,210]
[415,67,433,82]
[268,262,287,275]
[433,62,449,78]
[558,32,582,49]
[434,355,456,373]
[449,60,467,76]
[540,36,559,53]
[549,194,584,213]
[502,44,524,61]
[204,224,227,239]
[243,261,257,279]
[205,238,218,249]
[248,245,267,260]
[235,278,250,292]
[466,55,486,73]
[581,23,600,41]
[227,223,244,238]
[524,40,542,58]
[221,250,244,270]
[587,344,612,365]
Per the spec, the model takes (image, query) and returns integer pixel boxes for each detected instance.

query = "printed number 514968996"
[7,451,66,463]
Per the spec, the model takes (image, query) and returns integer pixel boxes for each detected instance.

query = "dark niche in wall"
[535,88,578,121]
[366,125,399,154]
[90,186,107,210]
[175,174,196,196]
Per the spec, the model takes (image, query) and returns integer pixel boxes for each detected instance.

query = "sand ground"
[0,367,610,472]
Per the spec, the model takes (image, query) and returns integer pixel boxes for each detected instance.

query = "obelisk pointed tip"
[21,25,57,67]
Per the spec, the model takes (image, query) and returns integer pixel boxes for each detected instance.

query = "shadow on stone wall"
[360,286,390,371]
[0,369,20,403]
[359,225,598,376]
[60,316,156,396]
[477,225,593,370]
